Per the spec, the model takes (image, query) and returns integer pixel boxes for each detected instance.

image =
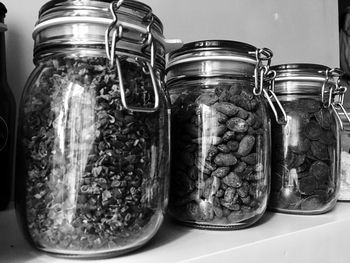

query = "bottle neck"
[0,16,7,81]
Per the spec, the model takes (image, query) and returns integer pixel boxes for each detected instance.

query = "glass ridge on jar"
[268,64,346,214]
[15,0,179,258]
[166,40,274,229]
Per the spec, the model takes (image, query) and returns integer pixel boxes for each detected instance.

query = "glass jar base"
[267,205,336,215]
[30,213,164,259]
[169,214,263,230]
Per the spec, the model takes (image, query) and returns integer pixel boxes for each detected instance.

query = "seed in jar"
[195,93,219,106]
[304,121,323,140]
[214,153,238,166]
[240,195,251,205]
[229,92,258,111]
[299,175,317,195]
[206,145,219,161]
[237,135,255,156]
[309,161,330,184]
[222,172,242,188]
[213,204,224,218]
[237,182,249,197]
[227,140,239,151]
[300,195,324,210]
[213,102,240,117]
[211,167,230,178]
[215,111,229,123]
[217,144,231,153]
[314,108,332,130]
[233,161,247,173]
[310,141,330,161]
[240,153,257,165]
[203,177,221,198]
[195,157,217,172]
[226,117,249,133]
[245,112,256,126]
[221,131,235,142]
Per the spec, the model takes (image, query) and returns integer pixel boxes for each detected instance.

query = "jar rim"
[32,0,166,64]
[166,40,265,84]
[37,0,163,33]
[167,40,258,68]
[270,63,340,95]
[169,40,257,57]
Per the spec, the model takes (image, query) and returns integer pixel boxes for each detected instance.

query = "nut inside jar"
[169,80,270,228]
[269,97,339,213]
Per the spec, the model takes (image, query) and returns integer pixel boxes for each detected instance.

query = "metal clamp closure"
[105,0,124,67]
[251,48,273,96]
[328,69,350,130]
[105,0,160,113]
[322,68,343,108]
[264,70,287,125]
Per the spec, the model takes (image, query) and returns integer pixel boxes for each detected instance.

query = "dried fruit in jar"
[20,56,167,251]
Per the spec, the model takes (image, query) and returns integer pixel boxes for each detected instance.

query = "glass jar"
[15,0,178,258]
[166,40,276,229]
[0,2,16,211]
[268,64,346,214]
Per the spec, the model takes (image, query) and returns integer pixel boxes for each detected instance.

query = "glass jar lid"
[32,0,182,64]
[166,40,272,85]
[270,63,339,96]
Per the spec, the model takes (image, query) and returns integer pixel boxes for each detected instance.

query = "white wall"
[1,0,339,103]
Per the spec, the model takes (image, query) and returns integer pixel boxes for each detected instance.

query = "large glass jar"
[166,40,275,229]
[15,0,177,258]
[268,64,346,214]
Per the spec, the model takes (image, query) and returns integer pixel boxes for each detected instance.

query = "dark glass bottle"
[0,2,15,210]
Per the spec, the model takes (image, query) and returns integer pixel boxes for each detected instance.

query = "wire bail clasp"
[105,0,160,113]
[321,68,342,108]
[105,0,124,67]
[252,48,273,96]
[264,70,287,125]
[327,68,350,130]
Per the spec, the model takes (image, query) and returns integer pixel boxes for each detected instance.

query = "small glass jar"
[339,104,350,201]
[268,64,346,214]
[15,0,178,258]
[166,40,275,229]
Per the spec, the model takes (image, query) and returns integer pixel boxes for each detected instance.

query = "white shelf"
[1,202,350,263]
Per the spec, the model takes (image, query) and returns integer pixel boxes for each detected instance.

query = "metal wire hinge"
[264,70,287,125]
[105,0,160,113]
[251,48,273,96]
[327,68,350,130]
